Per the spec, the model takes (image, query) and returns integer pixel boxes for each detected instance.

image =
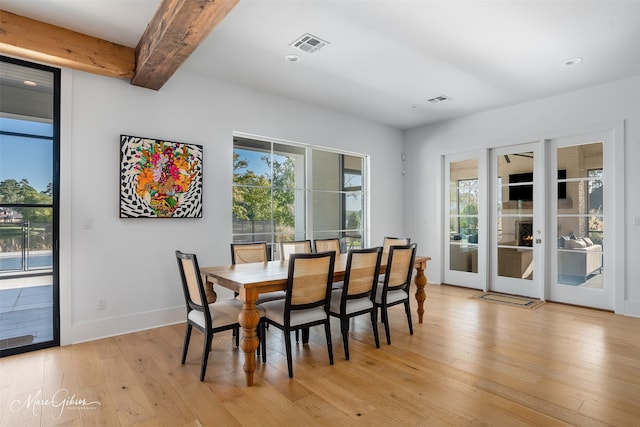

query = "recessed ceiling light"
[564,57,583,66]
[23,80,38,86]
[285,54,300,63]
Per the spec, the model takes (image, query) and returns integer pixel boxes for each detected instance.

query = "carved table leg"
[414,262,427,323]
[238,288,260,386]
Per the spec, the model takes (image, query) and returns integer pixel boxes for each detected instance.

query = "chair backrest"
[175,250,211,323]
[285,251,336,315]
[281,240,312,261]
[314,238,341,254]
[382,243,417,292]
[231,242,268,264]
[382,236,411,258]
[342,246,382,302]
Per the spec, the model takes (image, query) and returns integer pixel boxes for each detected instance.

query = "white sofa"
[558,238,602,279]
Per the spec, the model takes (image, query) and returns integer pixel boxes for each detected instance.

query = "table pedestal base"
[414,261,428,323]
[238,288,260,386]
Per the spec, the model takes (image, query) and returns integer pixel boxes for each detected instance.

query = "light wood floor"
[1,284,639,426]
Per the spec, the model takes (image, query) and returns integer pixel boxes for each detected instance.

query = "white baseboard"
[623,299,640,318]
[71,306,185,344]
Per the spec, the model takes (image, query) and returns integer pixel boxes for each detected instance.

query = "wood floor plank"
[2,284,640,425]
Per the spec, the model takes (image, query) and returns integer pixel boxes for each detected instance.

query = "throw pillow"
[565,239,587,249]
[558,235,569,248]
[569,233,577,240]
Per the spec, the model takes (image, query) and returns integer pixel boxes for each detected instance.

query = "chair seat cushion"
[188,298,264,329]
[375,283,408,305]
[329,289,373,314]
[256,291,286,304]
[331,281,344,289]
[260,299,327,327]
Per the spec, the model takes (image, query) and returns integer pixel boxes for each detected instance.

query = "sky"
[0,117,53,193]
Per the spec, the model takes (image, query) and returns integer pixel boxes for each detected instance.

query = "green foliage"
[269,155,295,228]
[347,211,360,230]
[232,152,295,228]
[0,179,53,223]
[458,203,478,235]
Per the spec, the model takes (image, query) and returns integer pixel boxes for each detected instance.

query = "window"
[456,178,479,238]
[233,136,366,259]
[447,158,480,276]
[587,168,603,244]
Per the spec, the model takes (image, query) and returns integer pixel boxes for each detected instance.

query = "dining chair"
[259,251,336,378]
[379,236,411,282]
[374,243,417,345]
[328,247,382,360]
[230,241,284,305]
[280,239,312,261]
[176,250,265,381]
[382,236,411,258]
[230,241,269,264]
[313,238,341,254]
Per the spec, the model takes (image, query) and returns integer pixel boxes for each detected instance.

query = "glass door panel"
[1,57,59,356]
[491,143,542,298]
[444,152,486,289]
[550,137,611,310]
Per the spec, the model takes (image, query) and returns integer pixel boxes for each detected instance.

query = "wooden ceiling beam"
[131,0,239,90]
[0,10,135,80]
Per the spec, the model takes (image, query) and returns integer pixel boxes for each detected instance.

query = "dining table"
[201,253,430,386]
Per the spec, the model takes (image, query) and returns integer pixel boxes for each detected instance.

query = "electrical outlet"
[97,297,106,310]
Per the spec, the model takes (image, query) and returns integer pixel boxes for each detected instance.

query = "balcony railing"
[0,220,53,274]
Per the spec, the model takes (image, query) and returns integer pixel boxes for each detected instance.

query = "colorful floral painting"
[120,135,203,218]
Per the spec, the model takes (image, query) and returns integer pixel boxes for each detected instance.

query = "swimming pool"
[0,251,53,272]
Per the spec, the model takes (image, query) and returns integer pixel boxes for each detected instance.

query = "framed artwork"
[120,135,203,218]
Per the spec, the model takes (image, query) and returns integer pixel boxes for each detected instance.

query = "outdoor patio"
[0,275,53,350]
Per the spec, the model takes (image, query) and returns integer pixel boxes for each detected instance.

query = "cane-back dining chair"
[230,241,284,304]
[231,241,269,264]
[382,236,411,258]
[259,251,336,378]
[313,238,341,254]
[280,239,312,261]
[375,243,417,345]
[379,236,411,282]
[329,247,382,360]
[176,250,265,381]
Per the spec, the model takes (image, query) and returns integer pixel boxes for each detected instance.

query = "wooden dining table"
[201,253,430,386]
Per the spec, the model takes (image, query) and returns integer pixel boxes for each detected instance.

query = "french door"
[443,151,487,289]
[444,132,616,311]
[547,132,613,310]
[490,143,544,298]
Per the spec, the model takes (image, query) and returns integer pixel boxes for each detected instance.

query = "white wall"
[62,69,403,344]
[403,75,640,317]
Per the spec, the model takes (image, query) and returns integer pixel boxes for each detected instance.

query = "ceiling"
[2,0,640,130]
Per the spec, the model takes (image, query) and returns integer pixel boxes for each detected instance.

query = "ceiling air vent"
[290,33,330,53]
[427,95,452,104]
